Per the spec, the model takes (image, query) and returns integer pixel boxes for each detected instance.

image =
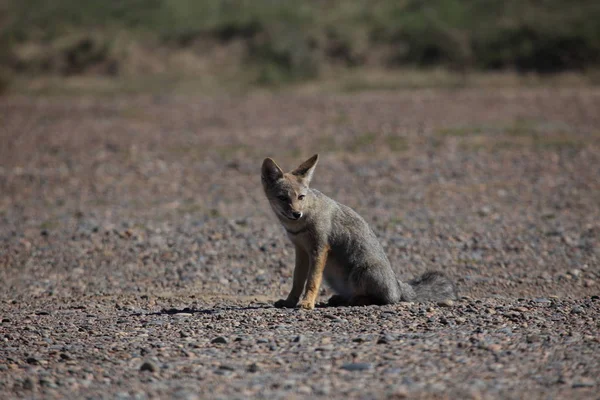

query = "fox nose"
[292,211,303,219]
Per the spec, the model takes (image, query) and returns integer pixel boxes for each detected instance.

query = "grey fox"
[261,154,458,310]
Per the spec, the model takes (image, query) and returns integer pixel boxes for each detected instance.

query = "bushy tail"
[407,271,458,302]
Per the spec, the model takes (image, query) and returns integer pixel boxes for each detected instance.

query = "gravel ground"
[1,88,599,399]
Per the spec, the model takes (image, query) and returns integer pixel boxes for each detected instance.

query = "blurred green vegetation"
[2,0,600,91]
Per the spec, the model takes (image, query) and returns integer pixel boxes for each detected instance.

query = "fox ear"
[291,154,319,185]
[261,158,284,183]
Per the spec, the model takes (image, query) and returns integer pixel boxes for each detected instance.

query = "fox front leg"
[299,245,330,310]
[274,247,309,308]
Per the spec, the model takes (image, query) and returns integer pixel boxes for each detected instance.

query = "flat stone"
[341,362,373,371]
[139,361,158,372]
[211,336,228,344]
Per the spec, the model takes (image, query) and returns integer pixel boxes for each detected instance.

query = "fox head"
[261,154,319,221]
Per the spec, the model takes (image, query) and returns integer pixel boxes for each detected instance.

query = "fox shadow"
[129,301,336,317]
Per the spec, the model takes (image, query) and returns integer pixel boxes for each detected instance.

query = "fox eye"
[277,195,288,202]
[298,194,306,200]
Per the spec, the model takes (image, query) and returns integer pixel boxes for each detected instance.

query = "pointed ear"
[261,158,284,183]
[291,154,319,185]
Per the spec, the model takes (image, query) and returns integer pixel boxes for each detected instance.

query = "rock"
[247,363,260,373]
[341,362,373,371]
[568,269,581,278]
[173,313,193,318]
[534,298,551,304]
[292,335,305,343]
[583,279,595,288]
[211,336,228,344]
[571,306,585,314]
[526,335,540,343]
[438,299,454,307]
[572,378,595,388]
[140,361,158,372]
[26,356,39,365]
[22,377,35,390]
[486,344,502,353]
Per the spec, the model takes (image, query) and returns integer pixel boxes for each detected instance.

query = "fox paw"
[274,299,297,308]
[298,300,315,310]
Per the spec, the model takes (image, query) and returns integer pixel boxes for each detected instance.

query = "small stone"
[22,377,35,390]
[487,344,502,353]
[437,299,454,307]
[526,335,540,343]
[247,363,260,373]
[292,335,305,343]
[534,298,551,304]
[583,279,595,288]
[572,378,595,388]
[377,337,389,344]
[173,313,193,318]
[316,345,334,351]
[341,362,373,371]
[568,269,581,278]
[140,361,158,372]
[297,386,312,394]
[26,357,39,365]
[211,336,228,344]
[571,306,585,315]
[478,206,491,216]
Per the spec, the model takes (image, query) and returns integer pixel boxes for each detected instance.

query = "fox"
[261,154,458,310]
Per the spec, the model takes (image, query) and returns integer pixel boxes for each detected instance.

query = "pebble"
[534,298,551,304]
[26,357,39,365]
[438,299,454,307]
[341,363,373,371]
[568,269,581,278]
[572,378,595,388]
[292,335,305,343]
[139,361,158,372]
[173,313,193,318]
[22,377,35,390]
[211,336,228,344]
